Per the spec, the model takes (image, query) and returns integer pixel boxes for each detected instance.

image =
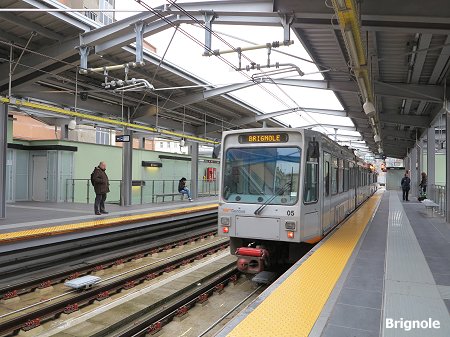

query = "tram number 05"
[286,210,295,216]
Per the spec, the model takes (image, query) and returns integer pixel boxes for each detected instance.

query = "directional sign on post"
[115,135,130,142]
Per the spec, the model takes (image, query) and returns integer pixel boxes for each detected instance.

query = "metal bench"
[422,199,439,217]
[154,193,184,203]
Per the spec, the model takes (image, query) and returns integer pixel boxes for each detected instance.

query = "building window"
[96,127,110,145]
[84,7,97,21]
[99,0,114,25]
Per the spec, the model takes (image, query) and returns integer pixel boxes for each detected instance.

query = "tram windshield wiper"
[254,181,292,215]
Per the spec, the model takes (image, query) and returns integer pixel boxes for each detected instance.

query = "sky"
[114,0,367,149]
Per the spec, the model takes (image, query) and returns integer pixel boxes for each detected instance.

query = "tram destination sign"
[238,133,289,144]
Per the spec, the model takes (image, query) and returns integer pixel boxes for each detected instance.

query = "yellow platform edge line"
[0,203,219,243]
[228,192,383,337]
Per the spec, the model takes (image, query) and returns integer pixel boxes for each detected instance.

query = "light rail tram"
[218,128,377,273]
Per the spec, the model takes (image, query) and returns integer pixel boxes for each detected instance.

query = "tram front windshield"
[222,147,301,205]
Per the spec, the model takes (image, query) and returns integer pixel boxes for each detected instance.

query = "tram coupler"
[235,247,269,274]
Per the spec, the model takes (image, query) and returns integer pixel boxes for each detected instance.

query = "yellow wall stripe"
[0,97,218,144]
[0,204,218,243]
[228,192,382,337]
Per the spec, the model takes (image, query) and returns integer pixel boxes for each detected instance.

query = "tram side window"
[304,140,320,203]
[349,162,354,189]
[304,161,319,203]
[331,157,338,195]
[343,161,349,192]
[324,152,331,197]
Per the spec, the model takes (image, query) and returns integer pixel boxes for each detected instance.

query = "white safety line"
[382,192,450,337]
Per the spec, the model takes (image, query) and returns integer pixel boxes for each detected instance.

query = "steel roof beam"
[403,33,432,116]
[0,12,63,41]
[134,115,198,135]
[160,81,257,111]
[292,15,450,35]
[0,31,33,48]
[198,107,349,135]
[374,81,443,102]
[0,38,79,90]
[22,0,93,32]
[379,113,430,128]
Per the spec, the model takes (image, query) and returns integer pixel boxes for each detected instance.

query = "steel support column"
[427,126,435,187]
[121,128,133,206]
[446,111,450,222]
[0,104,7,218]
[190,142,199,199]
[410,145,418,197]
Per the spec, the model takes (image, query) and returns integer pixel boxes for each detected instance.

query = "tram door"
[322,152,332,233]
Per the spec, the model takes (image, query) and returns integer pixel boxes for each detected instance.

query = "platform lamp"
[68,119,77,130]
[363,100,376,115]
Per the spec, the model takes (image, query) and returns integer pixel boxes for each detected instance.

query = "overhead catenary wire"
[0,7,290,132]
[0,52,241,133]
[136,0,293,109]
[161,0,333,135]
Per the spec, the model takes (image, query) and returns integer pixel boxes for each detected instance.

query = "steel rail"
[0,214,217,299]
[0,240,230,336]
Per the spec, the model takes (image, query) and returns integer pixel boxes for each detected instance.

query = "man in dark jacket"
[92,161,110,215]
[401,172,411,202]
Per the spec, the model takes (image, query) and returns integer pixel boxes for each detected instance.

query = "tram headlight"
[220,216,231,226]
[285,221,296,230]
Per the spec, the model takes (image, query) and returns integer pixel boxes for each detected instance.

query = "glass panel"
[15,150,29,200]
[304,162,318,203]
[338,159,344,193]
[343,161,349,192]
[223,147,301,205]
[47,151,57,201]
[331,157,338,195]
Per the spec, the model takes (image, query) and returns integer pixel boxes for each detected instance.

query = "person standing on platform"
[178,177,193,201]
[419,171,428,193]
[91,161,110,215]
[401,172,411,201]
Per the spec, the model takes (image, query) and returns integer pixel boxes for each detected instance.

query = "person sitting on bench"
[178,177,193,201]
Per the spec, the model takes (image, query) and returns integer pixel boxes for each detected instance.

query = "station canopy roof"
[0,0,449,158]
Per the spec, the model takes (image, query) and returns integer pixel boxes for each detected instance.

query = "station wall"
[422,152,445,185]
[6,138,219,204]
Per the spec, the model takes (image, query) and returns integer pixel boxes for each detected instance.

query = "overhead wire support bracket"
[202,11,217,56]
[280,13,295,43]
[134,21,145,65]
[77,45,91,74]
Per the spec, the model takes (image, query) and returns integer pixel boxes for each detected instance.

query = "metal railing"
[65,178,219,205]
[427,184,446,216]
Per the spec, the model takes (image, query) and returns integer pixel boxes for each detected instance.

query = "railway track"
[0,237,229,336]
[0,212,217,300]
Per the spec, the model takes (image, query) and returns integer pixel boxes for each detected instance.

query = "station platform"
[0,197,218,248]
[219,190,450,337]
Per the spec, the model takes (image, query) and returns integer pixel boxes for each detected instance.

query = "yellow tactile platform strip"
[0,204,219,244]
[228,192,383,337]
